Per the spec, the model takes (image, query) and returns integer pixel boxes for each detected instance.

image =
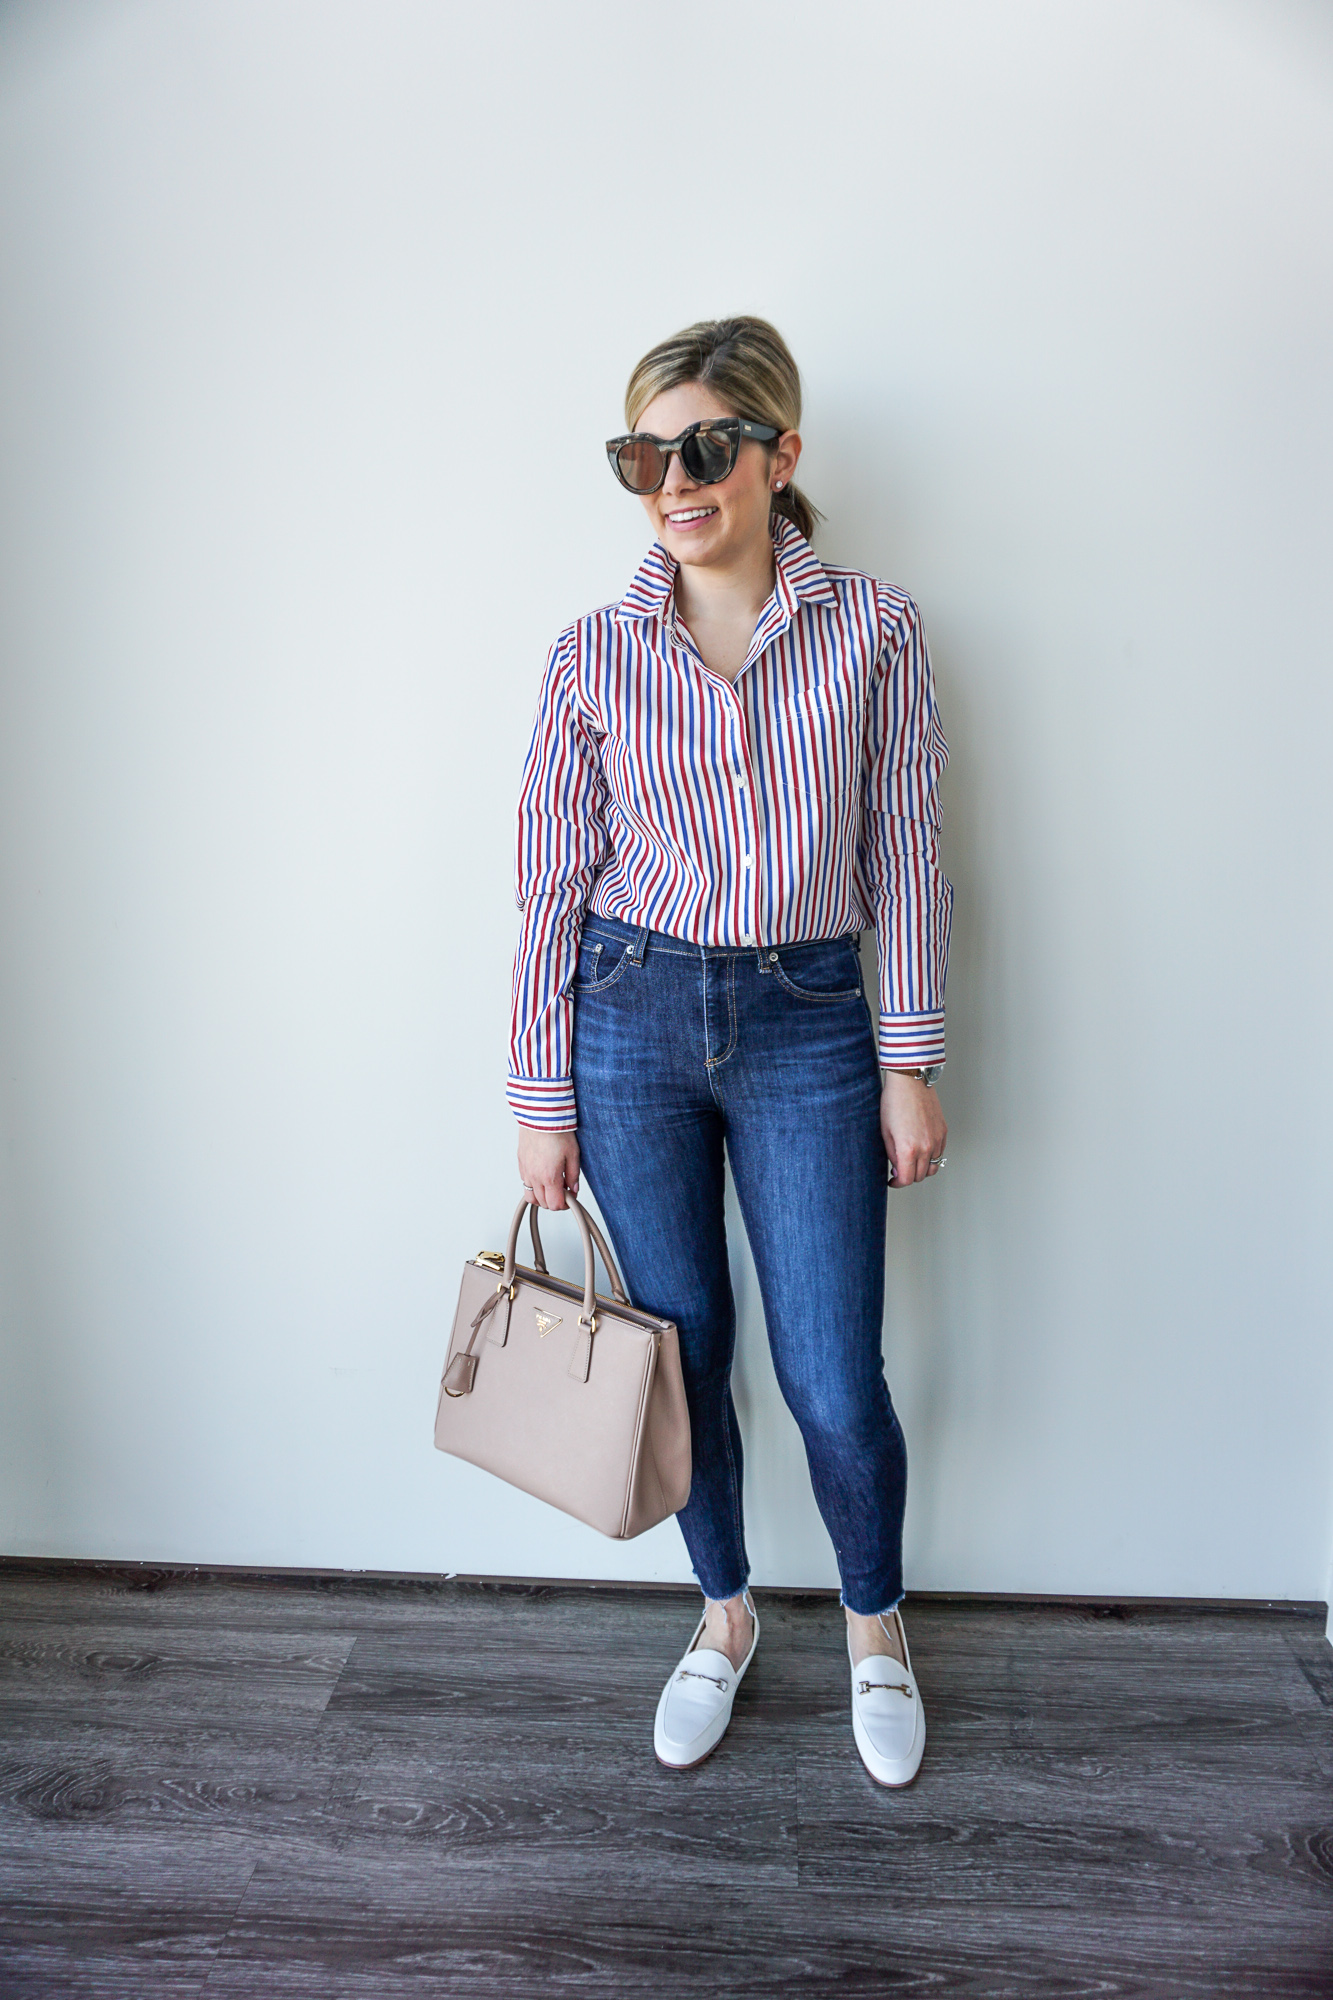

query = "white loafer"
[654,1591,759,1770]
[848,1607,926,1787]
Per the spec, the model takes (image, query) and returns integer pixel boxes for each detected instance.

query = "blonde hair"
[624,316,821,543]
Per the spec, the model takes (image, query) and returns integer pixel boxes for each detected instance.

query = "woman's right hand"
[516,1125,581,1210]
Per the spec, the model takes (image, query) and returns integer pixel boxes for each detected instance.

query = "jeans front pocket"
[768,938,863,1003]
[572,935,632,994]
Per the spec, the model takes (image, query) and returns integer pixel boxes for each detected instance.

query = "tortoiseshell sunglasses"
[605,417,781,495]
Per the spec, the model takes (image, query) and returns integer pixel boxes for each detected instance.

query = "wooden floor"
[0,1565,1330,1997]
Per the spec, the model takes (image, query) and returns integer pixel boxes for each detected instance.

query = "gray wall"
[1,0,1330,1607]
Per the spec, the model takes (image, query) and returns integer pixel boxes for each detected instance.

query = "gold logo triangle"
[534,1309,562,1337]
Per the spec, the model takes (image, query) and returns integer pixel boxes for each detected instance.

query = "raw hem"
[839,1586,906,1618]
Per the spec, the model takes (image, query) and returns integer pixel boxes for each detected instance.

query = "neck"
[672,520,776,628]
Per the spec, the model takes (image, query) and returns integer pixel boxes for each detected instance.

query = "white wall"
[1,0,1330,1600]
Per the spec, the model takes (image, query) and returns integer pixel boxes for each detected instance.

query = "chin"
[662,523,729,562]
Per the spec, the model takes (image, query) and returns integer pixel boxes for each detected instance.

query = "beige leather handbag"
[434,1195,692,1540]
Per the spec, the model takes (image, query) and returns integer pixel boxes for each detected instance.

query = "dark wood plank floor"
[0,1564,1330,1997]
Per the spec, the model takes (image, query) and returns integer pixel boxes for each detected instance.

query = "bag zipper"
[469,1256,668,1338]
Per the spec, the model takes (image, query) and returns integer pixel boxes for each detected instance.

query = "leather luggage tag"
[443,1351,477,1396]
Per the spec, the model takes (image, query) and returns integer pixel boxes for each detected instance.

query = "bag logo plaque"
[534,1309,563,1338]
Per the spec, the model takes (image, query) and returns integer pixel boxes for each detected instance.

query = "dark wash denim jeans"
[570,913,907,1616]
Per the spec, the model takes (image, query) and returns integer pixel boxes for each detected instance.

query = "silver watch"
[888,1064,943,1088]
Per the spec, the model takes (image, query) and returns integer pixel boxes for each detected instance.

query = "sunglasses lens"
[682,426,736,484]
[615,439,667,492]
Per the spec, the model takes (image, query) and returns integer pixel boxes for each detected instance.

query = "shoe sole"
[654,1741,723,1772]
[851,1704,926,1788]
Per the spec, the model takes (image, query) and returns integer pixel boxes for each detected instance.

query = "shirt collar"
[614,514,838,628]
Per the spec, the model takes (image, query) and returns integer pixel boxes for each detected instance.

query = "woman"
[508,318,951,1787]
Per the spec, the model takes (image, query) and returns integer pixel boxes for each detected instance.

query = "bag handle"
[503,1194,629,1322]
[525,1201,628,1305]
[441,1196,632,1396]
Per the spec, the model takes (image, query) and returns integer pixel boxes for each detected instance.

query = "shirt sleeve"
[856,592,954,1072]
[507,627,609,1129]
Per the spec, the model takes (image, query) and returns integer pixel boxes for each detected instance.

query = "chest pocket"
[782,686,860,802]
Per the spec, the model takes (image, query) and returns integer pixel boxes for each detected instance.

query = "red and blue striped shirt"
[508,517,952,1130]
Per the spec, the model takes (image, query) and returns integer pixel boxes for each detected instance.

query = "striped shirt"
[508,516,952,1130]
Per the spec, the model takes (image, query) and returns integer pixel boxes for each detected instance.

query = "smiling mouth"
[664,506,718,527]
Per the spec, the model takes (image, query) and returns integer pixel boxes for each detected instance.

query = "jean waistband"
[580,911,863,964]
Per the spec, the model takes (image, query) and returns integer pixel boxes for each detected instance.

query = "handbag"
[434,1194,692,1540]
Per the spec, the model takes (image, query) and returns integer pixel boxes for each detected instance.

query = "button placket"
[731,714,756,947]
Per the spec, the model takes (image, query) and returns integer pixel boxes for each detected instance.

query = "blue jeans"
[570,914,907,1616]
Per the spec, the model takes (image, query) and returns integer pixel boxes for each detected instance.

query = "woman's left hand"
[880,1072,948,1188]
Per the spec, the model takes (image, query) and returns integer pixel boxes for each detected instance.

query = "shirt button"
[742,933,755,946]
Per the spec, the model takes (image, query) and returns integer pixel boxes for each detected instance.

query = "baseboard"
[0,1553,1325,1619]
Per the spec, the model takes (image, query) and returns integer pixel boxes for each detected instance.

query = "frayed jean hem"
[693,1568,751,1606]
[839,1586,906,1618]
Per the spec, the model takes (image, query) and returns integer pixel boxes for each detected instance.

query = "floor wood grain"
[0,1566,1329,1997]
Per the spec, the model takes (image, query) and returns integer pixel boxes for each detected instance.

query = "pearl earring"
[774,480,784,490]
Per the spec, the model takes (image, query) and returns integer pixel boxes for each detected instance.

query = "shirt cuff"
[878,1010,946,1072]
[506,1072,578,1131]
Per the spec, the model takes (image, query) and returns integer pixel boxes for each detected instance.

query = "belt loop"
[627,923,651,966]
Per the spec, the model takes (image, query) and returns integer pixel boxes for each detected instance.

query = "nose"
[660,450,697,498]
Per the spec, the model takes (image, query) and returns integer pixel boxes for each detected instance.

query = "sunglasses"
[605,417,781,495]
